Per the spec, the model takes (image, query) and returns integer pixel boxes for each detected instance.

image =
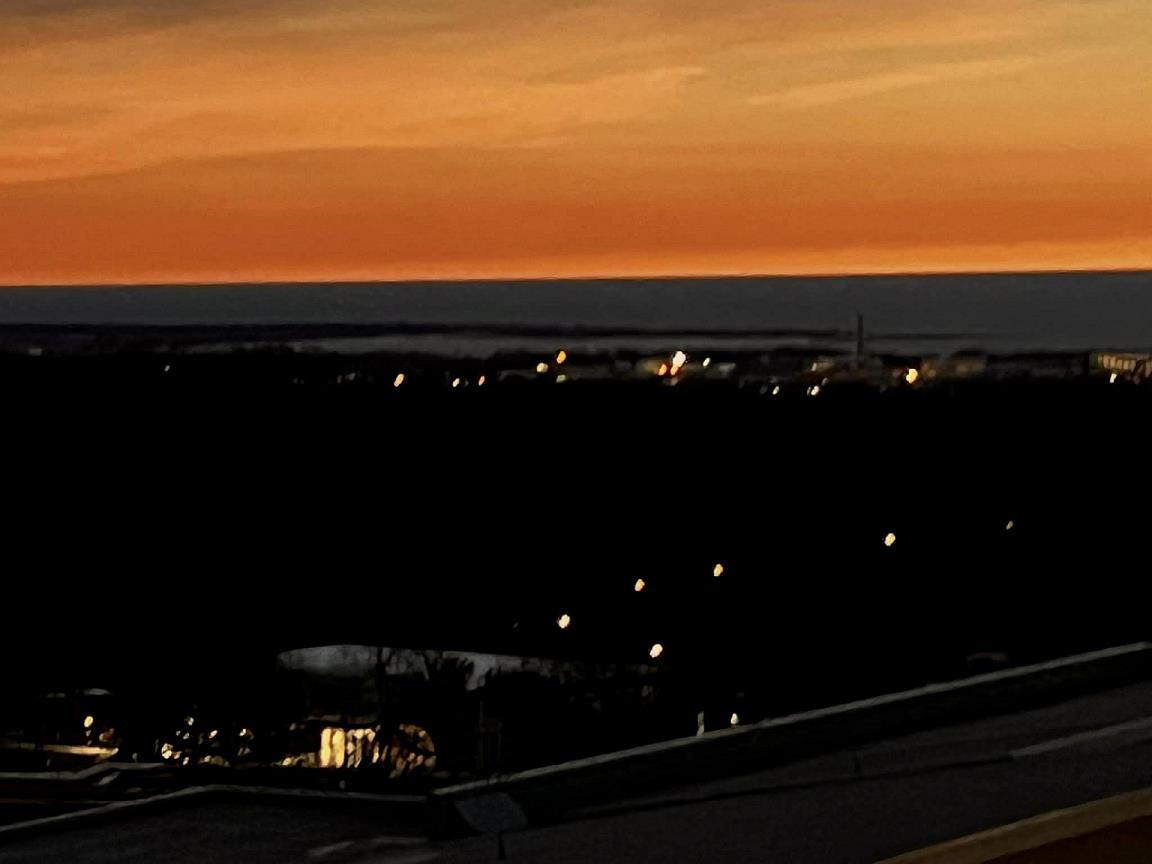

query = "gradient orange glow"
[2,0,1151,283]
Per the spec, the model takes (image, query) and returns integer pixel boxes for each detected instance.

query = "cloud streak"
[747,55,1049,109]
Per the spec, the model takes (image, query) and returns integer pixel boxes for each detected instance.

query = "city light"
[713,563,724,578]
[556,350,568,365]
[557,613,571,630]
[478,375,486,386]
[905,368,920,385]
[702,357,712,368]
[393,373,405,388]
[556,374,568,383]
[1109,372,1118,384]
[83,715,94,729]
[730,713,740,727]
[807,385,821,397]
[536,362,549,374]
[634,578,646,592]
[772,385,781,396]
[452,378,461,388]
[185,716,195,726]
[671,350,688,371]
[657,363,669,377]
[319,727,346,769]
[884,533,896,547]
[649,643,664,659]
[1006,520,1015,531]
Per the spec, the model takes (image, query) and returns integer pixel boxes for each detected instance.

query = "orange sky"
[2,0,1152,283]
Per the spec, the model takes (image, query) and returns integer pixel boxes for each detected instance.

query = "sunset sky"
[3,0,1152,283]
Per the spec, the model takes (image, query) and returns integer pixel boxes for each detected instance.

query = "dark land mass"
[0,344,1148,775]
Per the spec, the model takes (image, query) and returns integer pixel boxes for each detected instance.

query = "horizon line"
[3,265,1152,290]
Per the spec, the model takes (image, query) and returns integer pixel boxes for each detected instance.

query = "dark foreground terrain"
[1,349,1148,773]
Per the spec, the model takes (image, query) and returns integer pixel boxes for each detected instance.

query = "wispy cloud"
[748,55,1050,109]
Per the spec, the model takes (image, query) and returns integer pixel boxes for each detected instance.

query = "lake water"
[1,271,1149,355]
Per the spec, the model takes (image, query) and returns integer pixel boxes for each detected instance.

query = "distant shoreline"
[2,266,1152,291]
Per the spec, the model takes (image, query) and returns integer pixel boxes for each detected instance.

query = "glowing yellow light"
[208,729,218,740]
[452,378,461,388]
[557,613,571,630]
[634,578,646,592]
[713,563,724,578]
[536,362,549,374]
[160,742,174,759]
[669,365,679,376]
[185,716,195,727]
[555,350,568,365]
[83,715,94,729]
[657,363,669,377]
[772,385,781,396]
[1006,520,1015,531]
[393,373,405,388]
[730,713,740,727]
[702,357,712,368]
[478,375,486,386]
[905,368,920,385]
[808,385,821,397]
[1109,372,1118,384]
[649,643,664,659]
[671,350,687,370]
[884,533,896,547]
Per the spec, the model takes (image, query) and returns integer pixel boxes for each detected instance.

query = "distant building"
[919,354,988,381]
[1091,352,1151,381]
